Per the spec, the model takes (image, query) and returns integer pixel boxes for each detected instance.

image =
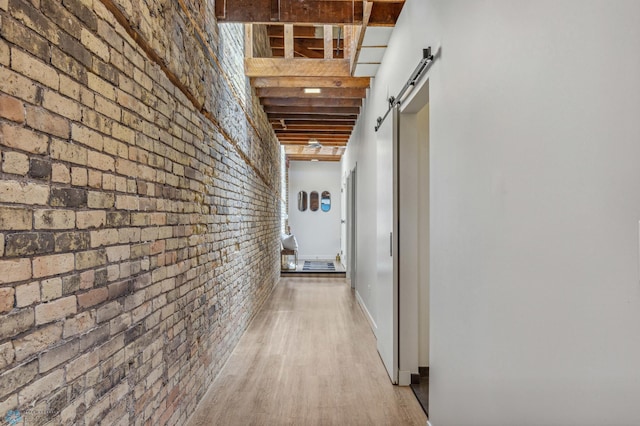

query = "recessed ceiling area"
[214,0,406,161]
[354,26,394,77]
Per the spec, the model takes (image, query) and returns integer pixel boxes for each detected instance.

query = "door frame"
[397,78,430,385]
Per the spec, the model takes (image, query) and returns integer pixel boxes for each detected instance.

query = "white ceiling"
[355,27,395,77]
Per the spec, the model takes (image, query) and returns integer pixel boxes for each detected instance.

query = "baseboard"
[398,370,412,386]
[355,290,377,333]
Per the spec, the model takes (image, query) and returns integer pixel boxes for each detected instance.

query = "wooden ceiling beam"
[270,46,324,59]
[271,120,356,127]
[270,40,345,59]
[264,106,359,115]
[245,58,351,77]
[285,145,345,153]
[368,2,405,26]
[268,113,358,120]
[280,140,348,146]
[273,124,355,132]
[278,135,350,141]
[258,87,365,99]
[286,155,342,162]
[261,97,362,107]
[270,38,342,50]
[252,76,370,89]
[268,26,317,39]
[216,0,364,24]
[277,133,351,139]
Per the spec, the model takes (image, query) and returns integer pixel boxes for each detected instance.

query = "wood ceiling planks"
[216,0,364,24]
[245,58,351,77]
[261,97,363,107]
[223,1,405,161]
[252,76,370,89]
[257,87,366,98]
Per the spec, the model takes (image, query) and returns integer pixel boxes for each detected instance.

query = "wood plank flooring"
[187,277,427,426]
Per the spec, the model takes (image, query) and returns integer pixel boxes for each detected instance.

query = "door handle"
[390,232,393,257]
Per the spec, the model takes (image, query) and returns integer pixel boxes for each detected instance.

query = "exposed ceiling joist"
[216,0,364,24]
[231,2,405,161]
[285,145,346,162]
[369,2,405,26]
[252,76,370,89]
[257,87,366,98]
[267,113,358,121]
[264,106,359,115]
[261,97,362,107]
[287,155,342,162]
[245,58,351,77]
[277,133,351,139]
[281,140,348,146]
[273,124,355,132]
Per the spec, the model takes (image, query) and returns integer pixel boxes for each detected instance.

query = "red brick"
[0,287,14,313]
[77,288,108,308]
[0,95,24,123]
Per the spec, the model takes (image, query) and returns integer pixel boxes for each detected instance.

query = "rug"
[303,261,336,271]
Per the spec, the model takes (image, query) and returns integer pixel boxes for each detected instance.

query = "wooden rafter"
[277,133,351,139]
[245,58,351,77]
[264,106,359,115]
[261,97,362,107]
[369,1,405,26]
[257,87,366,98]
[216,0,364,24]
[267,113,358,120]
[236,1,405,161]
[252,77,370,89]
[273,124,355,132]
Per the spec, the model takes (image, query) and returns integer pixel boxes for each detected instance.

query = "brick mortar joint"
[96,0,278,193]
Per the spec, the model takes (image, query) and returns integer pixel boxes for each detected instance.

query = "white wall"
[288,161,342,260]
[342,92,379,331]
[345,0,640,424]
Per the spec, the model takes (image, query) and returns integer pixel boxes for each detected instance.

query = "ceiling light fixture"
[304,88,322,94]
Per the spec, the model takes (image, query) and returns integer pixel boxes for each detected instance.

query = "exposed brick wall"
[0,0,281,424]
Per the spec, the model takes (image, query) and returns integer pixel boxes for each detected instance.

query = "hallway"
[187,278,426,425]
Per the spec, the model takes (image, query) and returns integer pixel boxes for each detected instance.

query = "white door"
[376,108,399,383]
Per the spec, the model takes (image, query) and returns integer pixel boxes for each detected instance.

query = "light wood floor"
[187,277,427,426]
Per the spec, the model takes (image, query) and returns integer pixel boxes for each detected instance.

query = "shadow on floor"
[410,367,429,416]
